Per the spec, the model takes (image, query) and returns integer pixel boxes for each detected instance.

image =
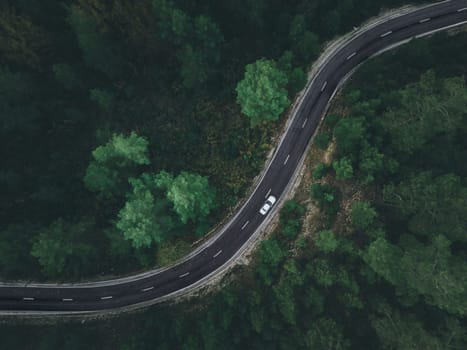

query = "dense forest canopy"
[0,0,424,281]
[2,29,466,349]
[0,0,466,349]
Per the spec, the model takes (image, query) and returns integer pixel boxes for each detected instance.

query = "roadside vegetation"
[2,27,467,350]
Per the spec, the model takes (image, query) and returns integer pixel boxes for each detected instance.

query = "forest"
[0,0,424,280]
[1,8,466,350]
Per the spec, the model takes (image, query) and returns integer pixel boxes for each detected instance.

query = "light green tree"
[314,230,339,253]
[84,132,150,196]
[155,171,217,225]
[333,157,354,180]
[116,174,175,249]
[236,59,289,126]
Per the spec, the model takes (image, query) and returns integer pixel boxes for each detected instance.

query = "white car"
[259,195,277,215]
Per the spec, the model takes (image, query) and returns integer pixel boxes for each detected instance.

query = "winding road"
[1,0,467,315]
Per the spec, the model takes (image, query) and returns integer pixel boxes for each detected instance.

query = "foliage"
[31,218,97,278]
[236,59,289,126]
[314,131,331,149]
[383,172,467,242]
[155,171,217,226]
[116,173,175,249]
[350,201,377,230]
[314,230,339,253]
[84,132,150,196]
[312,162,329,180]
[332,157,353,180]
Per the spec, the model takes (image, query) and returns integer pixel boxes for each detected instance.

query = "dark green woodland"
[0,0,465,349]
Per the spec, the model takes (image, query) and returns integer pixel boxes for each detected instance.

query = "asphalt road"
[1,0,467,315]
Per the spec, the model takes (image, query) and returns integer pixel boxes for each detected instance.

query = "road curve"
[1,0,467,315]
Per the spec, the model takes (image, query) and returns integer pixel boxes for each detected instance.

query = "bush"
[314,132,331,149]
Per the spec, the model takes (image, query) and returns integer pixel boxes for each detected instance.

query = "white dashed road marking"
[284,154,290,165]
[241,221,249,230]
[213,250,223,258]
[380,30,392,37]
[22,297,35,301]
[62,298,73,302]
[320,81,328,92]
[179,272,190,278]
[346,52,357,60]
[100,296,113,300]
[141,286,154,292]
[302,118,308,129]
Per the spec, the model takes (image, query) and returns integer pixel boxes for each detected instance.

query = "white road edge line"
[62,298,73,302]
[22,297,35,301]
[284,154,290,165]
[213,250,223,258]
[302,118,308,129]
[179,272,190,278]
[414,20,467,39]
[141,286,154,292]
[241,221,249,230]
[419,18,431,23]
[320,81,328,92]
[346,52,357,60]
[380,30,392,37]
[457,7,467,12]
[100,296,113,300]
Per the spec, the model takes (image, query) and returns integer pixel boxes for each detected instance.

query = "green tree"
[67,5,123,78]
[31,219,97,278]
[350,201,377,230]
[236,59,289,126]
[289,15,320,63]
[116,173,175,249]
[84,132,150,196]
[0,7,50,69]
[152,0,191,42]
[383,172,467,242]
[304,317,350,350]
[155,171,217,227]
[92,132,150,166]
[371,303,444,350]
[399,235,467,315]
[312,163,329,180]
[0,223,37,278]
[358,142,385,184]
[256,239,287,285]
[89,88,114,112]
[333,157,353,180]
[382,72,467,155]
[0,66,39,133]
[314,132,331,149]
[333,117,366,155]
[314,230,339,253]
[288,67,307,95]
[52,63,83,91]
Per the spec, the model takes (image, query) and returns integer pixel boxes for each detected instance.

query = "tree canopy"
[236,59,290,126]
